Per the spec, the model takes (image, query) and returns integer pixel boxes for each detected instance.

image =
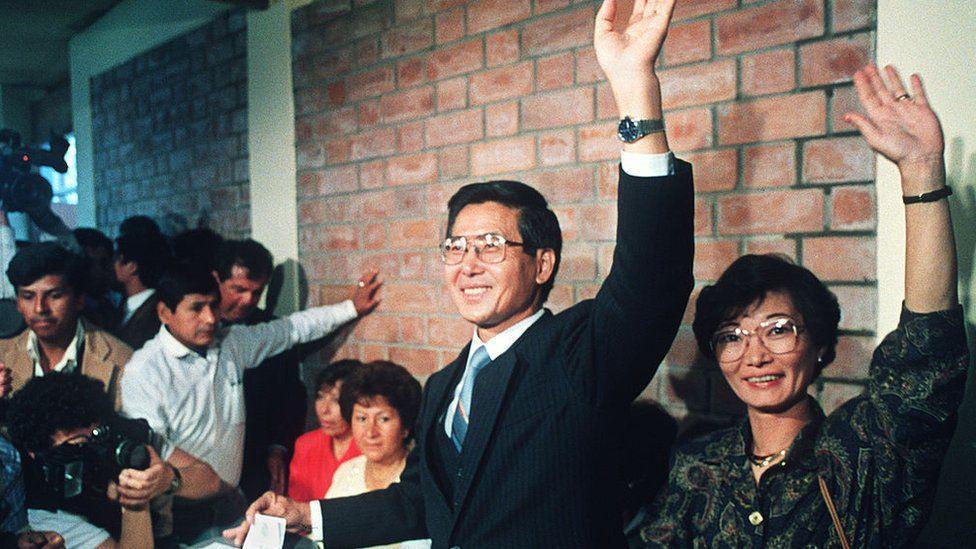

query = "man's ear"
[156,300,173,325]
[534,248,556,286]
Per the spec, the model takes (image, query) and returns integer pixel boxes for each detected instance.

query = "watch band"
[903,185,952,204]
[635,118,665,135]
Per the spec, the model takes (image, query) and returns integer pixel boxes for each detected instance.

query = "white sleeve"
[620,150,674,177]
[28,508,111,548]
[119,361,175,460]
[225,300,358,371]
[0,225,16,299]
[309,500,324,542]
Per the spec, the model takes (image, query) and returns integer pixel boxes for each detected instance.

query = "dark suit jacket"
[321,163,694,548]
[114,292,161,351]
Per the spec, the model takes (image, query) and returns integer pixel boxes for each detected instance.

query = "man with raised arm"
[226,0,692,546]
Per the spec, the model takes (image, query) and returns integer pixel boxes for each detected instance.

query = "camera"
[24,414,156,511]
[0,128,71,237]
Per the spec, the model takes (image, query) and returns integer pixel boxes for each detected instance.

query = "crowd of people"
[0,0,969,547]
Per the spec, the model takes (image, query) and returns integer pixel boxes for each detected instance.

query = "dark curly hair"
[7,242,88,295]
[339,361,422,444]
[692,254,841,376]
[6,373,113,453]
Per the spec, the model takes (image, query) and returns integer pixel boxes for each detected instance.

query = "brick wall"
[291,0,877,424]
[90,10,250,238]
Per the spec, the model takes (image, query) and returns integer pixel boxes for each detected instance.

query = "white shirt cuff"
[309,500,323,542]
[620,150,674,177]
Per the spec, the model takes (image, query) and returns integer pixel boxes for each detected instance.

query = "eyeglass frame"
[709,316,806,363]
[439,232,530,265]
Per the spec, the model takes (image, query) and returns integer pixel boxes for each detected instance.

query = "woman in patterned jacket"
[639,64,968,547]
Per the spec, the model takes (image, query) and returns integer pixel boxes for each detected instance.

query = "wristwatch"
[617,116,665,143]
[166,464,182,495]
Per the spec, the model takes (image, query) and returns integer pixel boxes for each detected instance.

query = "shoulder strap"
[818,475,850,549]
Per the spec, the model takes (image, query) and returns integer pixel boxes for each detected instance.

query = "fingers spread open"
[910,73,929,106]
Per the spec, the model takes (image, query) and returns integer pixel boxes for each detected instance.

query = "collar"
[27,320,85,374]
[158,325,197,359]
[124,288,155,318]
[469,308,546,362]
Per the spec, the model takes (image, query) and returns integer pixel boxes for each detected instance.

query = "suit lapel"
[422,345,468,508]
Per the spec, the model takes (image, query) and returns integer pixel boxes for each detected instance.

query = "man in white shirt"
[121,261,382,542]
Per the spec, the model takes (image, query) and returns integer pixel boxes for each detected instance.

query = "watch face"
[618,117,639,143]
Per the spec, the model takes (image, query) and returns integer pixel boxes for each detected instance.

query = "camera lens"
[115,441,150,470]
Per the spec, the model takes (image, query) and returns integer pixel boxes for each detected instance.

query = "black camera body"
[0,128,70,236]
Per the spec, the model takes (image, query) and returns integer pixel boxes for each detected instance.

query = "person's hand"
[352,269,382,317]
[116,446,174,508]
[845,64,945,191]
[594,0,675,115]
[0,209,8,228]
[17,531,65,549]
[222,491,312,545]
[0,364,11,399]
[267,447,287,494]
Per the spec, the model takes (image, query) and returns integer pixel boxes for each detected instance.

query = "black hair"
[119,215,162,238]
[73,228,113,256]
[6,373,113,453]
[692,254,841,374]
[314,359,363,394]
[7,242,88,295]
[156,261,219,311]
[339,360,422,444]
[446,180,562,303]
[172,228,225,272]
[115,231,172,288]
[214,239,274,282]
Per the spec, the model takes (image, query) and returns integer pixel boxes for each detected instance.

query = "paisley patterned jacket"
[639,306,969,548]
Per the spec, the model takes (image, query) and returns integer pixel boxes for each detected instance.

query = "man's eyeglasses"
[440,233,526,265]
[709,316,804,363]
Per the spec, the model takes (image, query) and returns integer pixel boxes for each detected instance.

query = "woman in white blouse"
[326,360,428,549]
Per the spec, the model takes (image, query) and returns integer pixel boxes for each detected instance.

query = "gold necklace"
[748,448,787,468]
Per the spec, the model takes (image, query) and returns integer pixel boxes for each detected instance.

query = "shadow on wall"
[919,137,976,547]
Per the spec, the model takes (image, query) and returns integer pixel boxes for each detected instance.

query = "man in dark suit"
[113,229,172,349]
[226,0,691,546]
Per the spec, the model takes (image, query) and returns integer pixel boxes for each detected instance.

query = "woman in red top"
[288,360,363,502]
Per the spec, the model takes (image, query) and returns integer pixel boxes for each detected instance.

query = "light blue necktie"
[451,346,491,450]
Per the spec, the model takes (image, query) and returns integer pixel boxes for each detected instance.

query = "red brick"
[716,0,825,55]
[386,152,438,185]
[486,101,519,136]
[380,86,435,123]
[830,85,863,133]
[560,243,597,281]
[486,29,519,67]
[394,0,424,22]
[346,66,395,101]
[537,52,574,90]
[667,108,713,152]
[397,58,427,87]
[827,335,873,380]
[717,189,824,235]
[390,347,440,376]
[438,145,469,178]
[296,143,325,170]
[427,39,483,80]
[830,286,878,330]
[817,381,864,414]
[663,19,711,67]
[695,198,713,236]
[360,344,389,362]
[744,237,797,258]
[741,48,796,97]
[673,0,736,20]
[522,7,592,56]
[536,0,569,15]
[522,87,594,130]
[382,18,433,58]
[718,91,826,145]
[695,239,741,282]
[802,136,874,183]
[428,315,471,347]
[468,0,531,34]
[389,219,439,248]
[397,315,428,344]
[660,60,736,109]
[354,314,399,343]
[539,129,576,166]
[830,184,875,230]
[361,190,396,219]
[470,62,534,105]
[579,203,617,240]
[471,136,535,176]
[394,187,428,216]
[397,120,426,152]
[424,109,484,148]
[359,99,380,126]
[596,82,617,120]
[683,149,737,192]
[552,205,579,241]
[425,0,465,12]
[576,47,603,84]
[349,127,396,160]
[324,139,350,163]
[435,9,465,44]
[327,81,346,107]
[743,142,796,188]
[436,77,468,111]
[364,222,387,249]
[577,123,617,162]
[546,285,574,313]
[299,165,358,196]
[803,236,875,282]
[356,38,380,67]
[832,0,875,32]
[359,160,386,189]
[597,162,618,200]
[314,107,358,140]
[525,167,595,204]
[800,34,872,87]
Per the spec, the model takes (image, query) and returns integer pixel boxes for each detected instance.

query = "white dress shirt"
[28,320,84,377]
[309,150,674,541]
[122,288,155,324]
[121,299,358,486]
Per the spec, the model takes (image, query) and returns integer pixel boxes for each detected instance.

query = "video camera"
[24,414,156,511]
[0,128,71,237]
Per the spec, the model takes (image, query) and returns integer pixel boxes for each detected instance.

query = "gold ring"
[358,281,366,287]
[895,93,911,101]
